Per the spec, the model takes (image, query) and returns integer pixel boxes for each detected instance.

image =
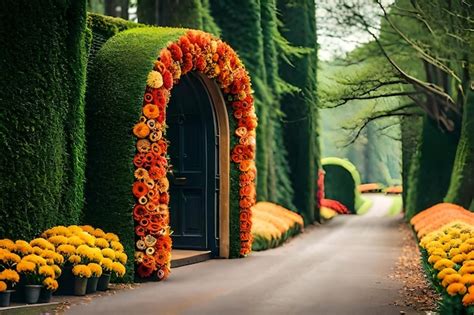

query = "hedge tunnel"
[322,157,369,214]
[84,26,258,280]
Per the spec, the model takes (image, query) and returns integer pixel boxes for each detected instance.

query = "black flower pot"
[86,277,99,294]
[10,285,23,303]
[24,285,42,304]
[73,277,88,296]
[0,290,13,307]
[56,265,73,295]
[38,288,53,303]
[97,273,111,291]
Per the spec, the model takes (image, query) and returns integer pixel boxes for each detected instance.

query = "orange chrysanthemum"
[143,104,160,119]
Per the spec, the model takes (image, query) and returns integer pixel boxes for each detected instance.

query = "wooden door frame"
[195,73,230,258]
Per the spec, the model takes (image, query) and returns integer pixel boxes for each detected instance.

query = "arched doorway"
[167,72,221,256]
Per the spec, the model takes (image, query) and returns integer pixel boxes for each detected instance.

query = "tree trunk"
[400,115,422,208]
[444,91,474,208]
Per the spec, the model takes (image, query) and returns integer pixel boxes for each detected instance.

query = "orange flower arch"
[131,30,257,280]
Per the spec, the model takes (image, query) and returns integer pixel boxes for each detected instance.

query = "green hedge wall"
[84,27,187,279]
[322,157,364,214]
[0,0,88,239]
[277,0,320,224]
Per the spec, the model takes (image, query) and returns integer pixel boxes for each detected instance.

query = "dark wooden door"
[167,73,218,253]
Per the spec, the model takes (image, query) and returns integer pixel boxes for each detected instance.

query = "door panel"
[167,73,218,252]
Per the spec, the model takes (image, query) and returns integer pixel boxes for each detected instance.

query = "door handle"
[173,177,187,185]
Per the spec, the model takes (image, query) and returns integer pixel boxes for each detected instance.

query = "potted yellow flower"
[39,277,58,303]
[98,258,114,291]
[0,280,11,307]
[86,263,102,294]
[16,255,51,304]
[71,264,91,296]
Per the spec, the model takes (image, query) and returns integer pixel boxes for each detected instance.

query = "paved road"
[67,194,419,315]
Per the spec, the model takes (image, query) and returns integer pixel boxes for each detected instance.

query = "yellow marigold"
[453,253,467,264]
[442,274,463,287]
[0,281,6,292]
[68,255,81,264]
[14,240,33,255]
[434,258,455,271]
[30,238,55,251]
[101,248,115,260]
[52,264,62,278]
[447,282,467,296]
[438,268,458,280]
[57,244,76,257]
[460,266,474,275]
[32,246,44,255]
[116,252,128,265]
[90,248,103,263]
[48,235,68,247]
[147,70,163,88]
[428,255,444,264]
[110,241,124,253]
[68,236,84,247]
[72,264,92,278]
[111,262,126,277]
[463,292,474,306]
[95,238,110,249]
[46,226,71,237]
[77,232,95,247]
[450,248,461,258]
[43,277,58,291]
[430,249,447,258]
[0,239,15,251]
[461,274,474,285]
[88,263,103,277]
[101,258,114,273]
[23,254,47,266]
[16,260,36,273]
[0,269,19,283]
[39,265,55,278]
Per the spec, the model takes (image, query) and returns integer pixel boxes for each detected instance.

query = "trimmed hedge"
[0,0,88,239]
[322,157,366,214]
[84,27,187,279]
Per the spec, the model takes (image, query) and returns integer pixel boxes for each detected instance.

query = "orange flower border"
[132,30,257,280]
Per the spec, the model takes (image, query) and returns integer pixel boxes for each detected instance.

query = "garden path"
[66,194,421,315]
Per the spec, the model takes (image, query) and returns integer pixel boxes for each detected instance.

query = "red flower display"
[132,30,257,280]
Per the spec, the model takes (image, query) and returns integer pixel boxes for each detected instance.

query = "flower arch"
[131,30,257,280]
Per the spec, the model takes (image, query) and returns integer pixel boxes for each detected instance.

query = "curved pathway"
[67,194,419,315]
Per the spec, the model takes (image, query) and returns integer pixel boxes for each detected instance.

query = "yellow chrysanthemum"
[464,261,474,267]
[460,243,474,254]
[95,238,110,249]
[32,246,43,255]
[43,277,58,291]
[147,70,163,88]
[461,233,471,242]
[16,260,36,273]
[80,225,96,235]
[430,249,447,258]
[428,255,444,264]
[461,274,474,285]
[48,235,69,246]
[434,258,455,270]
[72,264,92,278]
[111,262,126,277]
[101,258,114,273]
[57,244,76,257]
[39,265,55,278]
[77,232,95,247]
[0,269,19,283]
[110,241,124,253]
[438,268,458,280]
[30,238,55,251]
[450,248,461,258]
[460,266,474,275]
[68,225,83,234]
[0,239,15,251]
[88,263,103,277]
[68,236,85,247]
[52,264,62,279]
[442,274,463,287]
[105,233,120,243]
[23,254,47,266]
[116,252,128,265]
[0,281,6,292]
[463,292,474,306]
[14,240,33,255]
[453,253,467,264]
[68,255,81,264]
[91,228,106,239]
[447,282,467,296]
[101,248,115,260]
[0,251,21,266]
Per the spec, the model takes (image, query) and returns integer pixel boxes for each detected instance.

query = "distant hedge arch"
[321,157,365,214]
[85,27,257,281]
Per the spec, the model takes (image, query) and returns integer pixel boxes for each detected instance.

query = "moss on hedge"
[0,0,88,239]
[322,157,365,214]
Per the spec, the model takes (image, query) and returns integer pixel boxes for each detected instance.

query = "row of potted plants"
[0,225,127,307]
